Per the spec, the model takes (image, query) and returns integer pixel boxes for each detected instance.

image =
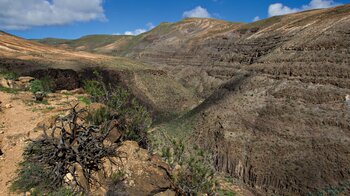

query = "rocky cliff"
[15,4,350,195]
[114,5,350,195]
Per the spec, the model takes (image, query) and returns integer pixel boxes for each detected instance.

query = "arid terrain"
[0,91,80,195]
[1,4,350,196]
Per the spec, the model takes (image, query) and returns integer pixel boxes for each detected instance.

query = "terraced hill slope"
[13,4,350,195]
[0,32,199,121]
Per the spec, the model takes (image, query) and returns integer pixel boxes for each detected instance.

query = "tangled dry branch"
[24,105,118,193]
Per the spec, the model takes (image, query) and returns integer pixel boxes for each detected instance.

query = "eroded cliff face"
[122,5,350,195]
[111,6,350,103]
[192,75,350,195]
[25,4,350,194]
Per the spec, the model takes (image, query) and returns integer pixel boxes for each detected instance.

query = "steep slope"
[0,32,199,120]
[35,34,133,54]
[23,4,350,195]
[174,5,350,195]
[128,5,350,195]
[35,19,244,98]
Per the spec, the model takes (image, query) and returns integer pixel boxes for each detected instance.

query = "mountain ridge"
[1,4,350,195]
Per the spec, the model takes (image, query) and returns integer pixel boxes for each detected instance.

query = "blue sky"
[2,0,349,39]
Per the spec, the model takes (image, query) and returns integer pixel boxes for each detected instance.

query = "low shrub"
[1,71,18,80]
[152,133,218,195]
[83,72,152,147]
[78,96,92,105]
[11,107,118,195]
[0,86,18,94]
[175,147,217,194]
[29,77,55,95]
[86,106,111,126]
[83,80,105,102]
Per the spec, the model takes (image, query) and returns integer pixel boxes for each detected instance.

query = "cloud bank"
[0,0,106,30]
[183,6,212,18]
[116,22,155,36]
[268,0,342,17]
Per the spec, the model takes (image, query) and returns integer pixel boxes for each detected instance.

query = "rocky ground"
[1,5,349,195]
[0,79,252,195]
[0,90,82,195]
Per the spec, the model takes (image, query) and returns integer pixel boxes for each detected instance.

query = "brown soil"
[0,91,81,195]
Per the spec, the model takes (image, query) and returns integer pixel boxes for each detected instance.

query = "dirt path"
[0,91,79,195]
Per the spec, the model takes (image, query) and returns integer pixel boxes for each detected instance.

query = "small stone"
[128,180,135,187]
[60,90,69,94]
[34,92,45,102]
[64,173,74,183]
[5,104,12,109]
[70,88,85,94]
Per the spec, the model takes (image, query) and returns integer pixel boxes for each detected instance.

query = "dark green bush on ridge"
[83,72,152,147]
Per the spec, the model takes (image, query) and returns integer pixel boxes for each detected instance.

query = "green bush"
[107,86,130,112]
[87,106,111,126]
[153,134,218,195]
[29,77,54,94]
[123,99,152,144]
[0,86,18,94]
[11,159,56,193]
[78,96,92,105]
[1,71,18,80]
[83,75,152,147]
[29,80,44,94]
[175,148,217,194]
[83,80,105,102]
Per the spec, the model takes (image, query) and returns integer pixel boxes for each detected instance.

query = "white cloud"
[146,22,155,30]
[268,3,299,16]
[253,16,261,22]
[183,6,212,18]
[302,0,341,9]
[124,29,147,36]
[268,0,342,17]
[118,22,155,36]
[0,0,106,30]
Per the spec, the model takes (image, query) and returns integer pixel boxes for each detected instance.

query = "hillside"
[35,34,133,54]
[4,4,350,195]
[171,5,350,195]
[0,32,199,121]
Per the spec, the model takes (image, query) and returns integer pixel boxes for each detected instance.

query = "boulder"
[106,120,122,143]
[17,76,34,84]
[60,90,69,94]
[103,141,174,196]
[70,88,85,94]
[0,78,11,88]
